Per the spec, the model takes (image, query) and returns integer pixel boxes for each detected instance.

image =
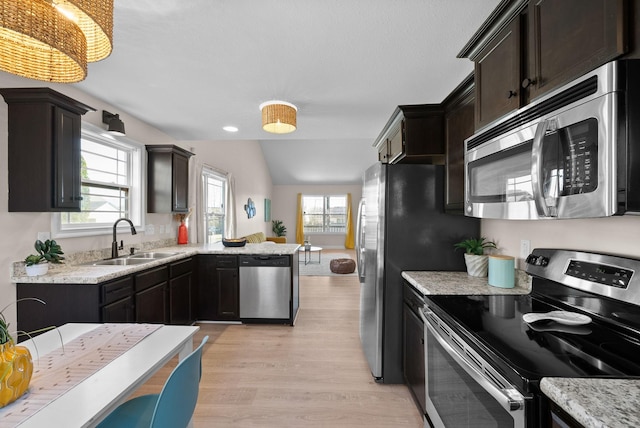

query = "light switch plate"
[146,224,155,235]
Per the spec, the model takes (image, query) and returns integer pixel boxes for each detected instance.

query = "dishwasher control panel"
[239,255,290,267]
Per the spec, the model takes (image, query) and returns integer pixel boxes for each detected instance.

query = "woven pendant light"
[260,101,297,134]
[0,0,87,83]
[53,0,113,62]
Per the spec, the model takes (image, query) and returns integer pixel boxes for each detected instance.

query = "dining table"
[0,323,199,427]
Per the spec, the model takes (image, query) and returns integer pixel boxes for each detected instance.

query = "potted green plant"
[454,237,497,277]
[271,220,287,237]
[24,239,65,276]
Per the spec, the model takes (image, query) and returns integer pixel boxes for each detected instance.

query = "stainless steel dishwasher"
[239,255,291,319]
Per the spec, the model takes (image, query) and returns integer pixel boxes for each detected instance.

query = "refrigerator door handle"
[355,198,366,282]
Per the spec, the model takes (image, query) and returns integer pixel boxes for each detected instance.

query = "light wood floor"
[134,250,423,427]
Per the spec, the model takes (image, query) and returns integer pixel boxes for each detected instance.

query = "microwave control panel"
[556,118,598,195]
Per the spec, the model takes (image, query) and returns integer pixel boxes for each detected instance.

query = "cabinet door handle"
[521,77,537,89]
[507,90,517,99]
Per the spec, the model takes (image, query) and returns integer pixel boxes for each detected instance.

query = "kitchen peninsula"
[13,242,300,334]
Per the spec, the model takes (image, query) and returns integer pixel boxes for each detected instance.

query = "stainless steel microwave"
[464,59,640,220]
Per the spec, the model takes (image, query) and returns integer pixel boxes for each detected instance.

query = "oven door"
[421,307,526,428]
[465,76,618,220]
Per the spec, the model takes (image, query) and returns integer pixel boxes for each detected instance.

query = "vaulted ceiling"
[76,0,500,185]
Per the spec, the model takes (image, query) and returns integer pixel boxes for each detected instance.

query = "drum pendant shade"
[53,0,113,62]
[260,101,297,134]
[0,0,87,82]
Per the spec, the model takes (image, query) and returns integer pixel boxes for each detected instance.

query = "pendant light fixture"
[259,100,297,134]
[0,0,114,83]
[0,0,88,82]
[52,0,113,62]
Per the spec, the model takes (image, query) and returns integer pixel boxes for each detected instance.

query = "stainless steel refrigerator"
[356,162,479,383]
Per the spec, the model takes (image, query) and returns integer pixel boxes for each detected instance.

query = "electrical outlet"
[146,224,155,235]
[37,231,51,241]
[520,239,531,259]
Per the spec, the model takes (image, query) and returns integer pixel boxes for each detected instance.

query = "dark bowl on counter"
[222,238,247,247]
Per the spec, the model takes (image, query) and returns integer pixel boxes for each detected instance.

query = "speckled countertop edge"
[541,378,640,428]
[12,242,301,284]
[401,270,531,295]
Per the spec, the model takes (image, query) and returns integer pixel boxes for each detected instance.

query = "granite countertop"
[541,378,640,428]
[401,270,531,295]
[12,242,300,284]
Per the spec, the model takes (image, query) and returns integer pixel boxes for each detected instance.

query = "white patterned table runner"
[0,323,162,427]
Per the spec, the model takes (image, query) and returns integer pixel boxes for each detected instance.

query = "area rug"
[298,253,357,276]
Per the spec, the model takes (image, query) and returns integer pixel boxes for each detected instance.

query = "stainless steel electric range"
[421,248,640,427]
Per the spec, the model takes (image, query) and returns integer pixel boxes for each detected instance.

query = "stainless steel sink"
[81,251,178,266]
[129,252,177,259]
[86,258,152,266]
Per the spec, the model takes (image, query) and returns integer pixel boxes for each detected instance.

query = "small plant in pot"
[24,239,65,276]
[454,237,497,277]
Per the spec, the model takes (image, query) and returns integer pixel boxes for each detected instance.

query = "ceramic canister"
[488,255,515,288]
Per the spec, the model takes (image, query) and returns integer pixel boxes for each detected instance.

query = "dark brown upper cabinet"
[474,17,522,130]
[0,88,94,212]
[527,0,627,100]
[146,145,194,213]
[459,0,628,130]
[443,75,475,214]
[374,105,445,165]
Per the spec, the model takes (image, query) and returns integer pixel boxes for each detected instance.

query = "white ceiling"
[76,0,500,185]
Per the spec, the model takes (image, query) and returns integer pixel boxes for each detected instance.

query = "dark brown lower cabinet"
[169,257,194,324]
[16,257,196,337]
[403,282,426,416]
[135,282,167,324]
[170,272,192,324]
[135,266,169,324]
[102,296,135,323]
[196,255,239,321]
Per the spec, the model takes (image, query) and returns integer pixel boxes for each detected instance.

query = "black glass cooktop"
[426,289,640,393]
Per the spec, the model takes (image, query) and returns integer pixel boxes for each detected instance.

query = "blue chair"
[97,336,209,428]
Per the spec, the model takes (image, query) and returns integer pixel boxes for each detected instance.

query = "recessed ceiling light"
[223,126,239,133]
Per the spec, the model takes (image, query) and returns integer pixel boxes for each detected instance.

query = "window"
[202,167,227,243]
[302,195,347,234]
[53,124,143,237]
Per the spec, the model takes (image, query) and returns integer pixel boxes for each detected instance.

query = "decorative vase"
[464,253,489,277]
[178,221,188,245]
[0,341,33,408]
[25,263,48,277]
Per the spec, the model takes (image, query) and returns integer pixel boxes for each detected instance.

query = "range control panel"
[565,260,634,289]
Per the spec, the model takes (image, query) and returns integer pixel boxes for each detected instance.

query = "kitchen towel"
[488,255,515,288]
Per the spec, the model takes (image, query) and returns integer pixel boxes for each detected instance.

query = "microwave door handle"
[531,119,550,217]
[425,315,526,414]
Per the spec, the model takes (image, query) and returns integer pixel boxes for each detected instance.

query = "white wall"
[272,184,362,248]
[185,140,273,239]
[482,216,640,269]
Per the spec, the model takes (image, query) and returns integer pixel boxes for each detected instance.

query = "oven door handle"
[424,312,525,414]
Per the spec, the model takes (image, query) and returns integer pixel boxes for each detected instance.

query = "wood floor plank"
[132,250,423,427]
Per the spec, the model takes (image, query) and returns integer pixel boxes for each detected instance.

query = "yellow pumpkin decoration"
[0,311,34,408]
[0,340,33,407]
